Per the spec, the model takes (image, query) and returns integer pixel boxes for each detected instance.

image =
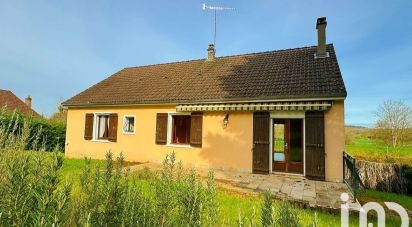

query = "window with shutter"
[155,113,168,144]
[84,113,94,140]
[190,113,203,147]
[108,113,118,142]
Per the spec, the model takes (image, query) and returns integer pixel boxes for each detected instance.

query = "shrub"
[274,199,300,227]
[0,150,71,226]
[0,110,65,152]
[71,151,220,226]
[261,190,274,227]
[0,116,71,226]
[345,126,356,145]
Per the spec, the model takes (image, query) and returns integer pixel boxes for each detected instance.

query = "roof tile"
[63,44,346,106]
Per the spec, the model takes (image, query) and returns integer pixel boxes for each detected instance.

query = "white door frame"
[269,111,305,176]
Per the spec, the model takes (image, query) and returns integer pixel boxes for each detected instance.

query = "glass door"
[272,120,288,172]
[272,119,303,173]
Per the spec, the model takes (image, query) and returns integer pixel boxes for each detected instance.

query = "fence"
[343,151,364,200]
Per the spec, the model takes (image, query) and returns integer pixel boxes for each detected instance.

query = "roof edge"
[62,96,346,108]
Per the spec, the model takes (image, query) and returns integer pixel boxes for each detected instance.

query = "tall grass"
[0,113,71,226]
[0,115,308,226]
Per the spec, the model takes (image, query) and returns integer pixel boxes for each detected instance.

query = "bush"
[0,115,323,226]
[275,198,300,227]
[345,127,356,145]
[0,110,66,152]
[261,190,274,227]
[0,150,71,226]
[71,151,219,226]
[259,192,302,227]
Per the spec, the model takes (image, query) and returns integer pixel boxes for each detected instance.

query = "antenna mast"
[202,3,234,46]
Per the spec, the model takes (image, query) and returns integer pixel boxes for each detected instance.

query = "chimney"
[25,96,32,109]
[315,17,329,59]
[207,44,215,61]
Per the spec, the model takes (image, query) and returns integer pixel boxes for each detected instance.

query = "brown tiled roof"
[0,89,40,117]
[63,44,346,106]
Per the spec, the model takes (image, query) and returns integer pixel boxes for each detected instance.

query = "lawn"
[358,189,412,212]
[345,136,412,166]
[59,155,402,226]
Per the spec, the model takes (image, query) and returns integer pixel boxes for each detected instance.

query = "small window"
[171,115,191,145]
[97,114,110,140]
[123,116,135,134]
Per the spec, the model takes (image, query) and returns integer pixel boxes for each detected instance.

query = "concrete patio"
[129,162,359,211]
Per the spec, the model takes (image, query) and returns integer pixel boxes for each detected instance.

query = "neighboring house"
[63,18,346,182]
[0,89,40,117]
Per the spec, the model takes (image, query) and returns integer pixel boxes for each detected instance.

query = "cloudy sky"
[1,0,411,125]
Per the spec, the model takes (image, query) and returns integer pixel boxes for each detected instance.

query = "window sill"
[165,143,192,148]
[122,132,135,135]
[91,139,111,143]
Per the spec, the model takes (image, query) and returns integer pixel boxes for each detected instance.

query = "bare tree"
[375,100,412,147]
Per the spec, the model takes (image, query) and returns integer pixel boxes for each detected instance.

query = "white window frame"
[122,115,136,135]
[166,112,192,148]
[92,112,111,142]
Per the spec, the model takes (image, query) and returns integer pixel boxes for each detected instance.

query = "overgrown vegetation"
[0,109,66,151]
[0,116,402,226]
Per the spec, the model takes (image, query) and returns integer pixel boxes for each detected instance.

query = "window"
[171,115,191,144]
[97,114,110,140]
[155,112,202,147]
[123,116,135,134]
[85,113,118,142]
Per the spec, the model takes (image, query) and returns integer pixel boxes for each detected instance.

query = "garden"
[0,111,404,226]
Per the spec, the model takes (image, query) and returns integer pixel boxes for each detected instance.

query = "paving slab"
[128,162,359,210]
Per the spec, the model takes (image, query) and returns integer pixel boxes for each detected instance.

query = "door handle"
[284,143,288,149]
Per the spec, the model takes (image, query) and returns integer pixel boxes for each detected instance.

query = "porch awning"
[176,101,333,112]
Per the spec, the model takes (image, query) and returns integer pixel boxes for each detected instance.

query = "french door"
[272,119,303,173]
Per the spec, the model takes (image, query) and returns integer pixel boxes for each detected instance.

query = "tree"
[49,103,67,124]
[375,100,412,147]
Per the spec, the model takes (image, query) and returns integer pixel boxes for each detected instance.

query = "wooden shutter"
[305,111,325,180]
[252,112,270,174]
[108,113,118,142]
[190,113,203,147]
[155,113,168,145]
[84,113,94,140]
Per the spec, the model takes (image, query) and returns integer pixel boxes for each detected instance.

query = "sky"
[0,0,411,125]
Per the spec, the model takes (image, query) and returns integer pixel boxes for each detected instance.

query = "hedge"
[0,110,66,152]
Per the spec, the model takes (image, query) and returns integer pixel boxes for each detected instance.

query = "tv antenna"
[202,3,235,46]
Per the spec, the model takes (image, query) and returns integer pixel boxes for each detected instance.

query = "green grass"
[60,156,402,226]
[346,136,412,166]
[358,189,412,212]
[59,157,104,184]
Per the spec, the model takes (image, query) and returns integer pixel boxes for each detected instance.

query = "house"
[62,17,346,182]
[0,89,40,117]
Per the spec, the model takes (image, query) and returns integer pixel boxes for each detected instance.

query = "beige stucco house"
[63,17,346,182]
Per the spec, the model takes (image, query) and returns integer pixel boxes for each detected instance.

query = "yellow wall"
[65,105,253,171]
[65,101,345,181]
[324,100,345,182]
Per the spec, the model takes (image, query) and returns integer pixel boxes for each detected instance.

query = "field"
[58,155,402,226]
[346,136,412,166]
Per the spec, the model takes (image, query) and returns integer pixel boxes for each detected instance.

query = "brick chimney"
[207,44,215,61]
[315,17,329,59]
[25,96,32,109]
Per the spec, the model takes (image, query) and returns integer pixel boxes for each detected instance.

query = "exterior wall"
[65,100,345,181]
[324,100,345,182]
[65,105,253,171]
